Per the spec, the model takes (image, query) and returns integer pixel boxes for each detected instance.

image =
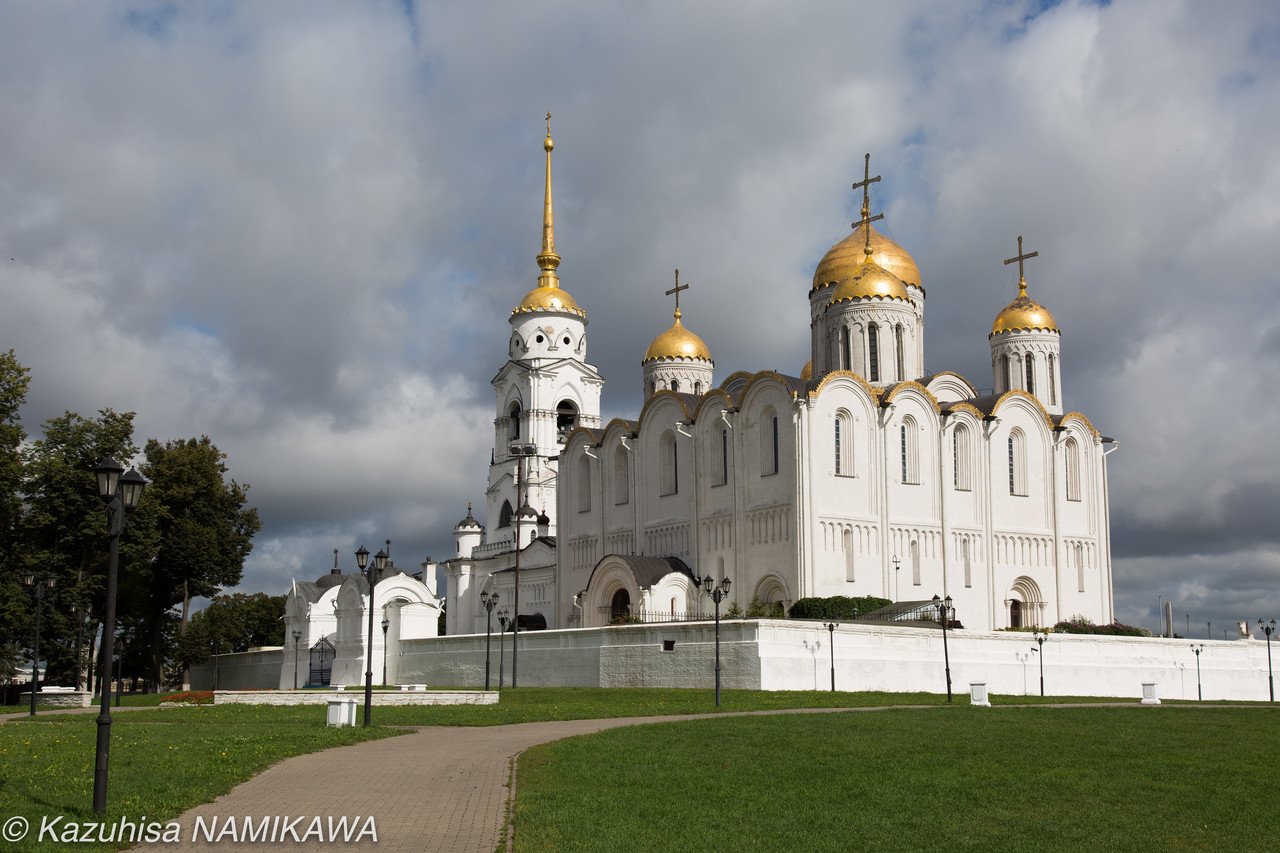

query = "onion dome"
[316,548,345,589]
[454,502,482,531]
[536,509,551,527]
[813,221,921,291]
[991,280,1058,336]
[643,309,713,364]
[512,120,587,319]
[828,258,911,305]
[517,502,538,521]
[800,360,812,381]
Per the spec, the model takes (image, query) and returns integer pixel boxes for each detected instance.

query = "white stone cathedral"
[444,133,1116,636]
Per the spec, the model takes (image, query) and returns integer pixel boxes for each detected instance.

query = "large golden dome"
[991,281,1058,336]
[814,222,921,291]
[799,360,812,381]
[828,258,911,305]
[513,283,586,317]
[643,310,712,364]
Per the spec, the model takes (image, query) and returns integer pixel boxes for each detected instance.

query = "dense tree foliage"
[788,595,893,620]
[175,592,286,670]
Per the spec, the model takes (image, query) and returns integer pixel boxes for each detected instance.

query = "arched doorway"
[610,588,631,623]
[1009,599,1023,628]
[308,638,335,687]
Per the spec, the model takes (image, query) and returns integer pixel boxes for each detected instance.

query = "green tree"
[137,437,260,686]
[0,351,30,666]
[175,592,286,671]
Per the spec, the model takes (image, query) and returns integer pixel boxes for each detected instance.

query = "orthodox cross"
[851,152,885,250]
[665,268,690,316]
[545,111,551,134]
[1003,235,1039,286]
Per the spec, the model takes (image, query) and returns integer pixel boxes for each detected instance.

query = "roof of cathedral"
[512,120,587,320]
[292,580,324,603]
[643,309,712,364]
[315,570,346,591]
[584,555,695,592]
[991,279,1058,336]
[813,221,922,291]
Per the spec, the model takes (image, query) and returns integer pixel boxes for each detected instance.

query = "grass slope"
[513,706,1279,852]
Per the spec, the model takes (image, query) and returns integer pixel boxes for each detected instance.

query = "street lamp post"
[932,594,954,702]
[1192,644,1205,701]
[481,591,499,690]
[508,442,538,688]
[292,630,302,690]
[703,575,732,707]
[825,622,836,692]
[381,616,390,686]
[1259,619,1276,702]
[23,571,56,716]
[1033,630,1048,697]
[91,455,146,814]
[355,545,389,726]
[497,609,509,689]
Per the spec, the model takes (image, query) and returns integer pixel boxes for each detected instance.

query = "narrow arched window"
[1048,353,1057,405]
[1065,437,1081,502]
[499,500,513,528]
[900,416,919,484]
[508,402,521,440]
[719,428,729,485]
[962,538,972,588]
[953,424,971,491]
[661,431,678,495]
[1008,429,1027,496]
[670,380,679,393]
[840,326,851,371]
[614,446,630,505]
[771,414,780,474]
[1002,354,1012,392]
[761,407,779,475]
[834,415,842,474]
[868,323,880,381]
[694,382,702,395]
[911,539,921,586]
[577,455,591,512]
[835,410,853,476]
[895,324,906,381]
[843,528,855,582]
[556,400,578,440]
[1024,354,1036,396]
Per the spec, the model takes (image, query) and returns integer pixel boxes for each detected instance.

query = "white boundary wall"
[192,621,1277,702]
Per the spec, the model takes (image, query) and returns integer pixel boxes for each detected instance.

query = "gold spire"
[536,111,560,287]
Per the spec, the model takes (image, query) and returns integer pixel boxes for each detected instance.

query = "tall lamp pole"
[932,594,954,703]
[292,630,302,690]
[825,622,837,692]
[23,572,56,716]
[1032,630,1048,697]
[703,575,732,707]
[91,456,146,814]
[355,545,389,726]
[481,591,499,690]
[71,602,85,692]
[1259,619,1276,702]
[508,442,538,688]
[381,616,390,686]
[497,609,509,689]
[1192,644,1205,701]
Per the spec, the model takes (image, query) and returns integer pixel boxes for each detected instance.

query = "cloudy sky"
[2,0,1277,636]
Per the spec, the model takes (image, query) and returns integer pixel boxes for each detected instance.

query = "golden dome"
[828,258,911,306]
[991,280,1058,336]
[643,310,712,364]
[800,360,812,381]
[513,283,586,317]
[813,222,921,291]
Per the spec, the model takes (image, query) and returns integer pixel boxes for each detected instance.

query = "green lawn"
[512,705,1279,852]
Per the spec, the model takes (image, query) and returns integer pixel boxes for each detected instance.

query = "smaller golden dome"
[814,222,921,291]
[513,283,586,318]
[643,310,712,364]
[991,281,1058,336]
[800,360,813,381]
[828,258,911,306]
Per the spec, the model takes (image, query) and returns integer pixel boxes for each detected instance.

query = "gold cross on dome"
[851,152,885,248]
[1003,235,1039,285]
[545,111,551,134]
[665,268,690,315]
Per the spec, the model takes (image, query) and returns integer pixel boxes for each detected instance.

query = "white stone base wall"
[212,690,496,706]
[17,691,92,708]
[188,649,283,691]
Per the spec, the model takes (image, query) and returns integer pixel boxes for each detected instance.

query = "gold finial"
[1003,235,1039,295]
[332,548,338,569]
[536,113,561,287]
[851,152,885,258]
[665,268,690,321]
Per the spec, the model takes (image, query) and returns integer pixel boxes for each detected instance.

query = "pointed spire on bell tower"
[536,111,561,289]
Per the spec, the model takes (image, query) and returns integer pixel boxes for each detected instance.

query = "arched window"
[649,381,657,397]
[498,500,513,528]
[962,538,972,588]
[1024,354,1036,396]
[614,446,630,505]
[911,539,921,586]
[1002,354,1012,392]
[953,424,971,491]
[840,326,851,371]
[835,410,853,476]
[895,324,906,381]
[1076,542,1086,592]
[661,431,678,495]
[900,416,919,484]
[1008,429,1027,496]
[556,400,578,440]
[1048,353,1057,406]
[508,402,521,441]
[577,455,591,512]
[694,381,703,395]
[1009,599,1023,628]
[843,528,855,582]
[719,428,729,485]
[610,588,631,622]
[761,408,779,475]
[671,380,680,393]
[867,323,880,382]
[1065,437,1081,502]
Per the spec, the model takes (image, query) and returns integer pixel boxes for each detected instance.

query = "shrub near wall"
[1053,616,1151,637]
[788,596,892,621]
